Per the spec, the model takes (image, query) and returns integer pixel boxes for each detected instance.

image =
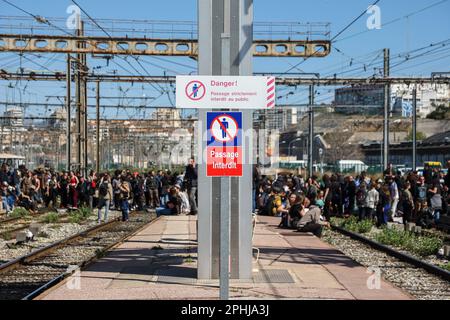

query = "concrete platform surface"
[39,215,411,300]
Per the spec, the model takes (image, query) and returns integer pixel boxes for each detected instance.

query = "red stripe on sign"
[267,92,275,100]
[267,100,275,108]
[267,86,274,94]
[267,78,275,86]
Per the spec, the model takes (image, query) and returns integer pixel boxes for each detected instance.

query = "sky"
[0,0,449,118]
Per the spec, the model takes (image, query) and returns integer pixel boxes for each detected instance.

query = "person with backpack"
[144,171,160,209]
[132,174,145,211]
[97,174,113,223]
[119,176,131,222]
[401,181,414,225]
[356,182,368,220]
[428,181,443,224]
[112,172,121,210]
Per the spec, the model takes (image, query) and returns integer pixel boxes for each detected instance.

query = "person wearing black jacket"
[184,158,198,215]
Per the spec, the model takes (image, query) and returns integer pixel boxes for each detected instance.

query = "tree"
[405,129,427,141]
[323,131,363,163]
[427,104,450,120]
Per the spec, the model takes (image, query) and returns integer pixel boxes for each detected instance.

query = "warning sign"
[176,76,275,109]
[206,112,242,177]
[185,80,206,101]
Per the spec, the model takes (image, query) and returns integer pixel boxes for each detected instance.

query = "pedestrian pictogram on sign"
[185,80,206,101]
[210,114,238,143]
[206,112,242,177]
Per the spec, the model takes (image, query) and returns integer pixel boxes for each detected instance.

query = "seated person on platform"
[156,186,181,217]
[296,204,330,238]
[287,193,303,229]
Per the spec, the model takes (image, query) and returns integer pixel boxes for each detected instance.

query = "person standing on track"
[97,174,113,223]
[68,171,79,209]
[119,175,131,222]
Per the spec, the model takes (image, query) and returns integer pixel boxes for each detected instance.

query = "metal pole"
[66,54,71,171]
[82,21,88,177]
[383,48,390,170]
[96,81,100,173]
[308,84,314,178]
[75,23,82,172]
[412,86,417,171]
[219,0,231,301]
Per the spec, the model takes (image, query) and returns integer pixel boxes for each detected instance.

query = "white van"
[337,160,368,174]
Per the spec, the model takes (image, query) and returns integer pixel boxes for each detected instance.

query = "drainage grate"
[253,269,295,283]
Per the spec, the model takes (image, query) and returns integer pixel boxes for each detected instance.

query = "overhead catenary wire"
[335,0,450,43]
[277,0,382,76]
[70,0,169,97]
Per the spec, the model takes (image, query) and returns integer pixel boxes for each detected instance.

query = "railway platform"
[37,215,411,300]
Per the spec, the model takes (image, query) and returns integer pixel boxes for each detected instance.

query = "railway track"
[0,210,55,239]
[324,226,450,300]
[0,211,157,300]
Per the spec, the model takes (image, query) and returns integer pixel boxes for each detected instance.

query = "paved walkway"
[39,215,411,300]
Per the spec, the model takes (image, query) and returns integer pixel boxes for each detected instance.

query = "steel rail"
[332,225,450,282]
[23,215,161,300]
[0,217,119,275]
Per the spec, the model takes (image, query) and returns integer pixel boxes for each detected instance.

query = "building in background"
[361,130,450,168]
[254,106,307,131]
[391,83,450,118]
[1,107,24,127]
[46,108,66,129]
[334,83,450,117]
[334,84,384,115]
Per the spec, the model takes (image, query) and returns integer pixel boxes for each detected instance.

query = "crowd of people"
[253,162,450,237]
[0,158,199,222]
[2,158,449,238]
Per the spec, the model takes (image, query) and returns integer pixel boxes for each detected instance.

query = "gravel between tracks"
[0,210,123,264]
[322,229,450,300]
[0,211,155,300]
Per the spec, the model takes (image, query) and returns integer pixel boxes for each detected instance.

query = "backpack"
[99,182,108,197]
[266,195,281,216]
[356,188,367,206]
[257,193,268,210]
[146,176,157,189]
[418,185,427,201]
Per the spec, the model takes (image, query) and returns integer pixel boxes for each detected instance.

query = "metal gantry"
[0,33,331,57]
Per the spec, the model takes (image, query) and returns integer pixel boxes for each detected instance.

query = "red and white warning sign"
[210,114,238,143]
[176,76,275,109]
[185,80,206,101]
[207,112,242,177]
